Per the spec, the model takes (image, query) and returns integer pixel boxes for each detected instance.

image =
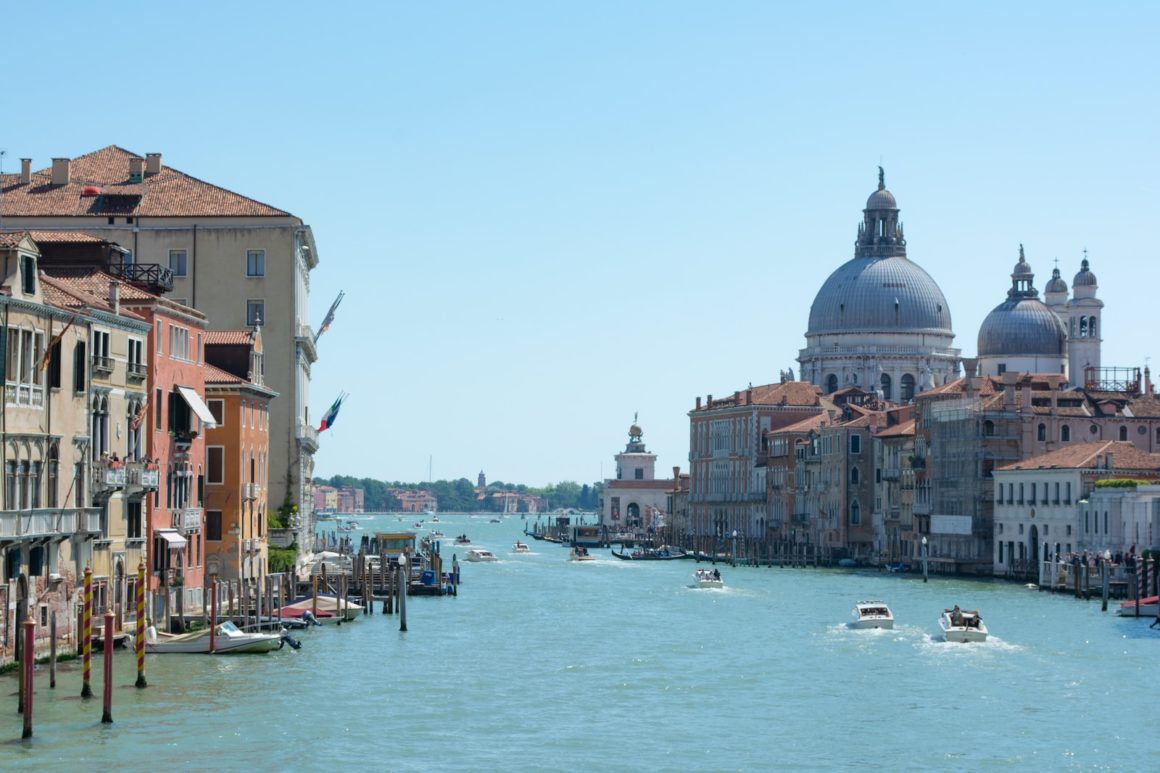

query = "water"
[2,513,1157,771]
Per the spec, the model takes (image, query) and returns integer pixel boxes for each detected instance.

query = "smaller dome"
[1012,245,1033,279]
[866,188,897,211]
[977,299,1067,357]
[1044,267,1068,294]
[1073,258,1097,287]
[629,424,642,438]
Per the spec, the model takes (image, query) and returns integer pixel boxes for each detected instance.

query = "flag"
[314,290,345,342]
[38,317,75,372]
[131,394,149,431]
[318,393,346,432]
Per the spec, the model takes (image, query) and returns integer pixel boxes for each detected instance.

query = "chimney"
[145,152,162,176]
[20,158,31,184]
[1146,366,1154,397]
[672,466,680,481]
[695,397,702,410]
[129,157,145,181]
[51,157,70,186]
[109,281,120,315]
[734,390,740,404]
[746,388,753,405]
[707,394,712,406]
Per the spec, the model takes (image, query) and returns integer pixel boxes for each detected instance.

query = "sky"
[6,2,1159,487]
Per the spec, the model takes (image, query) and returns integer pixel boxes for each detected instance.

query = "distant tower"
[1067,253,1103,386]
[477,470,487,490]
[615,414,656,481]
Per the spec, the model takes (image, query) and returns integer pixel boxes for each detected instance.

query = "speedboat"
[693,568,724,589]
[850,601,894,629]
[512,541,531,553]
[939,607,988,642]
[1116,595,1160,617]
[429,530,445,539]
[145,620,283,654]
[466,548,497,562]
[569,547,595,562]
[455,535,471,545]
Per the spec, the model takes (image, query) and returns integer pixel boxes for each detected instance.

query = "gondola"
[610,546,689,560]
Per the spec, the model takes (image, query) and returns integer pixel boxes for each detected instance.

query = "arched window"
[1119,426,1128,441]
[1079,317,1088,337]
[850,467,860,485]
[1061,425,1071,442]
[880,373,892,400]
[1037,423,1046,442]
[900,374,916,401]
[850,500,861,525]
[825,374,838,394]
[1089,317,1097,337]
[983,420,995,437]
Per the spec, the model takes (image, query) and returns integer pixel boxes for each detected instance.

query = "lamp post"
[922,536,929,583]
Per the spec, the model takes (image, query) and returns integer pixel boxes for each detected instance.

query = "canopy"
[157,529,188,549]
[177,386,218,427]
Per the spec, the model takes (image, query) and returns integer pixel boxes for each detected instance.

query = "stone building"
[601,420,675,533]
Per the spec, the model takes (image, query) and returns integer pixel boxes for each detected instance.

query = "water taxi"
[850,601,894,629]
[512,541,531,553]
[939,606,988,642]
[693,568,724,589]
[465,548,498,562]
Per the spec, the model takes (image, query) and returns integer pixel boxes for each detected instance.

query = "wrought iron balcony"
[108,262,174,293]
[882,469,901,481]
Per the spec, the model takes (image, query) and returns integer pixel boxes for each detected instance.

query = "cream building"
[1,149,321,554]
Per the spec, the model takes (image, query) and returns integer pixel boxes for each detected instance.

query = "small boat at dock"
[281,595,363,623]
[1115,595,1160,617]
[145,620,283,654]
[939,606,988,642]
[850,601,894,629]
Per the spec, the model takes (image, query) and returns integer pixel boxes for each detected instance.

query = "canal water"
[2,513,1156,771]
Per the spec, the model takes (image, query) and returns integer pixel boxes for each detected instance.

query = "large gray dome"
[807,256,953,335]
[977,298,1067,356]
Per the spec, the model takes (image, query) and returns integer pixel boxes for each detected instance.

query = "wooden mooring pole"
[101,611,114,724]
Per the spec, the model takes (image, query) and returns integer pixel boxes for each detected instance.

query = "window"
[880,373,892,401]
[6,327,46,405]
[851,467,860,485]
[246,250,266,277]
[825,374,838,394]
[1037,423,1046,442]
[73,340,86,392]
[206,510,222,541]
[155,387,163,430]
[128,338,145,379]
[983,420,995,437]
[850,435,861,454]
[900,374,916,401]
[1119,426,1128,441]
[633,468,644,480]
[128,501,143,540]
[246,300,264,326]
[997,364,1007,375]
[169,249,188,277]
[20,254,37,295]
[168,324,190,361]
[207,447,224,485]
[1061,425,1071,442]
[850,500,861,525]
[92,330,112,373]
[208,399,224,426]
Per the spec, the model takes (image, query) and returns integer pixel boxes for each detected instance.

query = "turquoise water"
[2,513,1157,771]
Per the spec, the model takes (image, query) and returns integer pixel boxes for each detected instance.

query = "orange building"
[203,331,276,583]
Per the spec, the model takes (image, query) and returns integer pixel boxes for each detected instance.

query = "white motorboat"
[939,606,988,642]
[466,548,498,562]
[281,595,363,623]
[429,530,445,539]
[145,620,282,654]
[850,601,894,629]
[512,541,531,553]
[693,568,724,589]
[1115,595,1159,617]
[569,547,595,562]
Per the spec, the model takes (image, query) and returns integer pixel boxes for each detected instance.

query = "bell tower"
[1067,252,1103,386]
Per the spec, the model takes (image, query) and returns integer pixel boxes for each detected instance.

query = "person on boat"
[951,605,963,626]
[712,568,720,580]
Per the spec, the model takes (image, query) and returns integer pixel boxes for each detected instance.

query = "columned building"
[799,169,959,398]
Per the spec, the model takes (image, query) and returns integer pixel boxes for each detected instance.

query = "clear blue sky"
[7,2,1159,486]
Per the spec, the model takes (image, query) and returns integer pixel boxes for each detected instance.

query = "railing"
[178,507,202,533]
[297,420,319,450]
[244,482,258,501]
[108,262,174,293]
[92,355,114,376]
[793,513,810,524]
[5,383,45,408]
[93,463,127,491]
[84,510,102,533]
[126,464,160,489]
[914,502,932,515]
[0,509,90,538]
[127,361,147,380]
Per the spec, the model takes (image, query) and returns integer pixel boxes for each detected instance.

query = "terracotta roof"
[0,146,292,218]
[40,274,147,320]
[0,231,31,247]
[205,330,253,345]
[45,268,157,301]
[997,441,1160,472]
[698,381,821,411]
[876,419,916,438]
[203,363,244,385]
[772,411,833,436]
[27,230,105,243]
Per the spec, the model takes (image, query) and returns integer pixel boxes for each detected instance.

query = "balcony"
[244,482,259,501]
[793,513,810,524]
[92,355,114,377]
[171,429,199,450]
[92,461,127,501]
[5,383,45,408]
[296,325,318,363]
[0,508,99,539]
[108,262,174,293]
[297,420,319,453]
[127,361,148,382]
[126,463,160,490]
[177,507,202,534]
[882,469,901,481]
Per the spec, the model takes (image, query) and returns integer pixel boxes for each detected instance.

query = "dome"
[1073,258,1097,287]
[866,187,897,210]
[628,423,642,439]
[1044,268,1068,294]
[1012,257,1033,280]
[977,298,1067,356]
[807,256,953,335]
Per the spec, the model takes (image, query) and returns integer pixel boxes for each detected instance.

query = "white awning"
[157,529,188,549]
[177,386,218,427]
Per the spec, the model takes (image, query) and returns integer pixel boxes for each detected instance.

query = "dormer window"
[20,254,36,295]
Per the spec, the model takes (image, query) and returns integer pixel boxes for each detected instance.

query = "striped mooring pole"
[81,565,93,699]
[135,561,147,688]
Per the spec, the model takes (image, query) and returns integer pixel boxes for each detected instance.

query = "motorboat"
[850,601,894,630]
[939,607,988,642]
[281,595,363,623]
[489,518,502,523]
[512,541,531,553]
[455,535,471,545]
[309,551,352,574]
[1115,595,1160,617]
[145,620,283,654]
[466,548,498,562]
[569,547,595,562]
[429,530,445,539]
[693,568,724,589]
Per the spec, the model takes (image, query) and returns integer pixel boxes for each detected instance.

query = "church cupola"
[1044,263,1069,311]
[1008,244,1039,299]
[854,167,906,259]
[1066,250,1103,385]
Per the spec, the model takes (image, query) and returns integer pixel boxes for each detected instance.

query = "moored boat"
[145,620,283,654]
[693,568,723,589]
[850,601,894,629]
[1115,595,1160,617]
[281,595,363,623]
[939,606,988,642]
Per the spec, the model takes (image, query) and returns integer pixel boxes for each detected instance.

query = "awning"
[177,386,218,427]
[157,529,188,549]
